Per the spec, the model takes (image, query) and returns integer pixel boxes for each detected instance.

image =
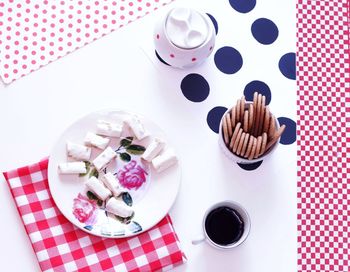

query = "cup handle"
[191,235,206,245]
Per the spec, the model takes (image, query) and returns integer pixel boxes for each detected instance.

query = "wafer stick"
[229,122,241,149]
[240,96,245,121]
[244,135,254,158]
[236,132,246,155]
[243,110,249,132]
[225,113,233,138]
[260,133,268,156]
[231,106,236,131]
[240,133,250,156]
[265,125,286,151]
[222,115,229,144]
[252,92,258,134]
[248,137,257,160]
[254,136,262,159]
[258,95,266,136]
[268,114,276,141]
[248,104,254,133]
[262,106,270,134]
[232,128,243,153]
[236,99,241,123]
[254,94,262,136]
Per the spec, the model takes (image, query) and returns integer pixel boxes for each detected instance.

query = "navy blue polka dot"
[237,160,263,171]
[155,50,170,66]
[279,53,296,80]
[181,74,210,102]
[251,18,279,45]
[277,117,296,145]
[206,13,218,35]
[244,80,272,105]
[229,0,256,13]
[214,46,243,74]
[207,106,227,133]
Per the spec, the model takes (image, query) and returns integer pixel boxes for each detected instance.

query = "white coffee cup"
[154,7,216,68]
[192,201,251,249]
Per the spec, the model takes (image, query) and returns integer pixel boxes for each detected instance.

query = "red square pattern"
[297,0,349,271]
[3,158,186,271]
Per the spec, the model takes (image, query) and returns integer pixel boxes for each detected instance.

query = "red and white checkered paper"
[297,0,350,272]
[0,0,173,84]
[3,158,186,272]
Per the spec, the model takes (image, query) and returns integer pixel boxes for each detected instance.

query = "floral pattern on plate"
[71,136,148,236]
[48,110,181,238]
[117,160,147,190]
[73,193,98,225]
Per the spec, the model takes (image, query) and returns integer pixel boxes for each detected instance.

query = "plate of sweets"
[48,110,180,238]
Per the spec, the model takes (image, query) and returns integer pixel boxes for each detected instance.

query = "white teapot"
[154,7,216,69]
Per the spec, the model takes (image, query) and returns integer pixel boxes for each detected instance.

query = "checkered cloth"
[3,158,186,272]
[297,0,349,271]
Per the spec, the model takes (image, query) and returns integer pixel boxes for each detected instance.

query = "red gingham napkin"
[3,158,186,272]
[297,0,349,271]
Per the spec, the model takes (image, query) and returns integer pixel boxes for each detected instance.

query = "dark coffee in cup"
[204,206,244,246]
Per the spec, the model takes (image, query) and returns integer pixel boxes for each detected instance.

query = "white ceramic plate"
[48,110,181,238]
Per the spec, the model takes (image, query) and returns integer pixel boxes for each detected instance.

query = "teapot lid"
[165,8,210,49]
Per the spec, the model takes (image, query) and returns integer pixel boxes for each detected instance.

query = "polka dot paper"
[146,0,349,269]
[147,0,297,172]
[0,0,173,84]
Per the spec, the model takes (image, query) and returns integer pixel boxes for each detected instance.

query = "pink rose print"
[72,193,98,225]
[117,160,147,190]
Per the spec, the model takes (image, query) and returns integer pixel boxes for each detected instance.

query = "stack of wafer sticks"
[221,92,286,160]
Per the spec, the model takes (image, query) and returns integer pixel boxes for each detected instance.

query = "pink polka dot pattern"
[0,0,174,83]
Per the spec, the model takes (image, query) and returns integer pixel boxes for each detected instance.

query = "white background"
[0,0,296,271]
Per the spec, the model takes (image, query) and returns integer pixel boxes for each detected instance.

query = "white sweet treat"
[142,138,165,162]
[92,147,116,171]
[84,132,110,150]
[166,8,209,49]
[58,162,87,174]
[125,116,148,140]
[85,176,111,201]
[66,141,91,161]
[152,149,178,173]
[101,172,123,196]
[105,197,134,218]
[97,120,123,138]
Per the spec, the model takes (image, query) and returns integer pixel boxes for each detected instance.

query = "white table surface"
[0,1,297,271]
